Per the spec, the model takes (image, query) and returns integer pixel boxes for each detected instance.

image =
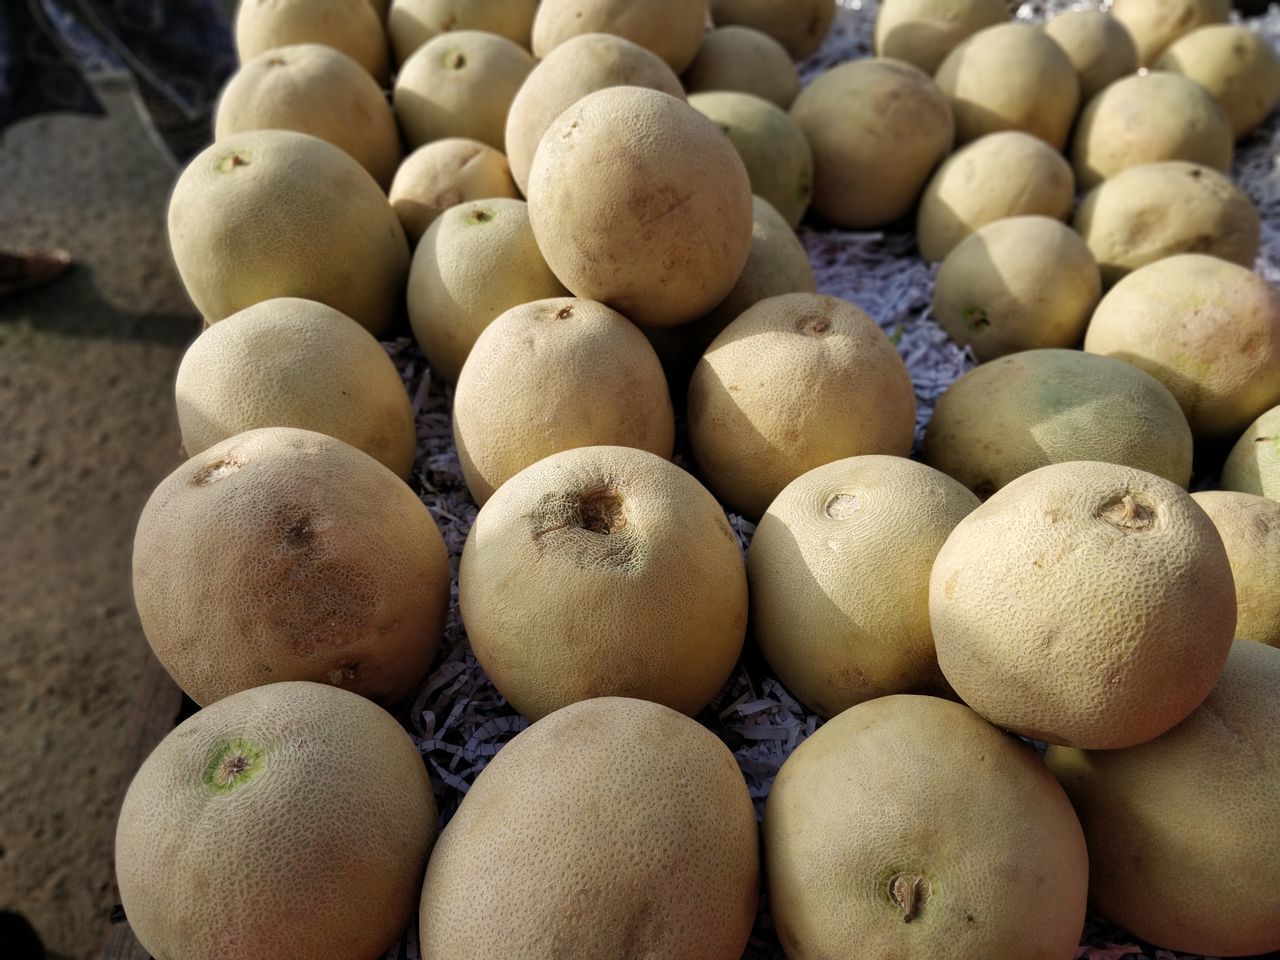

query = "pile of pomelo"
[115,0,1280,958]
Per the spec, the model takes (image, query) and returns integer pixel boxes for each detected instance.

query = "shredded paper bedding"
[378,2,1280,956]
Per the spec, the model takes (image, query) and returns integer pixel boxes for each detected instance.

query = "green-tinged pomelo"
[116,681,436,960]
[683,26,800,108]
[1222,404,1280,499]
[710,0,837,59]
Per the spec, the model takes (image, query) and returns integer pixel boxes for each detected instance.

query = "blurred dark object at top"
[0,0,235,160]
[1234,0,1273,17]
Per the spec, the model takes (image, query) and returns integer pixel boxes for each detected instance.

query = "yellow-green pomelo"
[688,293,916,520]
[1111,0,1230,65]
[644,195,816,400]
[407,198,568,383]
[930,460,1236,748]
[1045,640,1280,956]
[935,23,1079,149]
[116,681,436,960]
[790,58,953,229]
[215,44,401,190]
[388,0,537,65]
[235,0,389,83]
[458,446,747,721]
[420,697,758,959]
[133,428,450,706]
[1084,254,1280,438]
[168,130,410,336]
[453,298,675,505]
[1073,161,1260,286]
[389,138,519,243]
[1072,72,1233,190]
[504,32,684,194]
[1222,404,1280,500]
[527,87,753,328]
[749,457,979,718]
[533,0,709,71]
[393,30,534,150]
[1156,24,1280,138]
[689,91,813,228]
[873,0,1008,74]
[175,298,415,479]
[710,0,837,59]
[933,216,1100,362]
[684,26,800,108]
[924,349,1194,497]
[765,695,1088,960]
[916,130,1074,262]
[1043,10,1139,101]
[1191,491,1280,647]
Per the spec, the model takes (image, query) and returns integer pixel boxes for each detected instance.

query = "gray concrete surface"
[0,77,201,958]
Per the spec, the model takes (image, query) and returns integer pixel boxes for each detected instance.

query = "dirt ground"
[0,78,200,958]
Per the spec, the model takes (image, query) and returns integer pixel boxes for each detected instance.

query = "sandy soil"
[0,79,199,958]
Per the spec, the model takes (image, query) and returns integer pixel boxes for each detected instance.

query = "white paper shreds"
[379,0,1280,955]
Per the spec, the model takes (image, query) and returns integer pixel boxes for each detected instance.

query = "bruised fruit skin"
[790,58,953,230]
[1110,0,1230,65]
[527,87,753,329]
[388,0,538,65]
[504,32,685,195]
[710,0,837,59]
[453,298,675,505]
[933,216,1101,362]
[235,0,390,84]
[175,298,416,479]
[407,198,568,383]
[930,461,1237,749]
[683,26,800,108]
[533,0,709,72]
[689,91,813,229]
[394,30,534,151]
[1043,10,1139,101]
[168,130,410,336]
[458,446,747,721]
[132,428,451,706]
[1073,161,1260,286]
[1084,254,1280,438]
[749,457,980,718]
[765,695,1089,960]
[688,293,916,521]
[924,349,1194,497]
[644,195,816,401]
[215,44,402,190]
[388,138,519,243]
[873,0,1008,75]
[420,697,758,960]
[1192,492,1280,647]
[1222,404,1280,500]
[1045,641,1280,956]
[916,131,1074,263]
[1072,73,1233,190]
[1156,24,1280,138]
[116,681,437,960]
[935,23,1080,149]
